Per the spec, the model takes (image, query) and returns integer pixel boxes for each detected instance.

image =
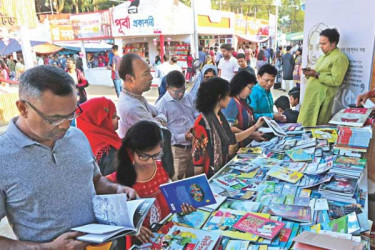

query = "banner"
[234,14,270,36]
[48,14,74,41]
[301,0,375,113]
[0,0,37,28]
[70,11,111,40]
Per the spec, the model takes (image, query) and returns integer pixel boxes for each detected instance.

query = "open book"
[329,108,372,127]
[72,194,155,243]
[263,117,287,137]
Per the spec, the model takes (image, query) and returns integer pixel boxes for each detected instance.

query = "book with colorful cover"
[233,213,285,240]
[201,193,227,211]
[166,225,220,250]
[310,128,338,143]
[225,240,250,250]
[298,173,334,188]
[271,221,295,248]
[266,166,304,183]
[136,232,200,249]
[168,209,211,229]
[285,148,314,162]
[201,208,269,241]
[329,108,372,127]
[264,118,288,137]
[237,147,263,155]
[229,163,259,173]
[226,189,257,200]
[160,174,216,213]
[220,200,261,213]
[335,157,367,166]
[328,215,348,233]
[318,175,358,197]
[262,204,312,223]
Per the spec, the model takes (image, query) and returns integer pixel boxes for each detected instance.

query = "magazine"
[329,108,372,127]
[159,174,216,213]
[262,204,312,223]
[266,166,304,183]
[264,117,287,137]
[166,225,220,250]
[233,213,285,239]
[72,194,155,243]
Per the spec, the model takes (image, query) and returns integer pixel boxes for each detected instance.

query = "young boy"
[274,96,299,123]
[237,53,255,76]
[288,87,301,111]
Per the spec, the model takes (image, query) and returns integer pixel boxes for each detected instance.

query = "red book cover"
[233,213,285,239]
[344,108,368,114]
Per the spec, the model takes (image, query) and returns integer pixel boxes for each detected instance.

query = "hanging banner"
[0,0,37,27]
[47,14,74,41]
[301,0,375,113]
[70,11,111,40]
[234,14,270,36]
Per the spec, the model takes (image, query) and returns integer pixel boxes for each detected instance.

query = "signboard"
[301,0,375,113]
[0,0,37,27]
[110,0,193,37]
[44,11,112,41]
[235,14,270,36]
[70,11,111,40]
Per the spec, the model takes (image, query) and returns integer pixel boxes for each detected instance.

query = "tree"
[278,0,304,33]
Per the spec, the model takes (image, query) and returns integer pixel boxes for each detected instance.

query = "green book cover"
[329,215,348,233]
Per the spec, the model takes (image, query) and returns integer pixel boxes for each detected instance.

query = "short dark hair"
[210,47,213,50]
[297,48,302,54]
[112,45,118,51]
[203,68,216,76]
[19,65,75,100]
[286,46,292,51]
[236,53,246,60]
[274,96,290,111]
[171,56,178,63]
[166,70,185,88]
[196,77,229,114]
[288,87,300,101]
[199,46,203,51]
[230,70,256,97]
[257,64,277,77]
[220,43,231,51]
[119,53,141,79]
[320,28,340,44]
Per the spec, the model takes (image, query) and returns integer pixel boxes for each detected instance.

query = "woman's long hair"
[116,121,163,187]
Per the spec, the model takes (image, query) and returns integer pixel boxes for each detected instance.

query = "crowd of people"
[0,27,354,249]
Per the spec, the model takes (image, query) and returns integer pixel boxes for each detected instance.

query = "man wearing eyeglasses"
[156,71,199,181]
[0,66,136,249]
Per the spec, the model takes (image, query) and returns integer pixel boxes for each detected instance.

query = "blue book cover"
[159,174,216,213]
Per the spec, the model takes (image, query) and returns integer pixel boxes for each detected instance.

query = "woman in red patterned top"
[106,121,195,244]
[192,77,265,178]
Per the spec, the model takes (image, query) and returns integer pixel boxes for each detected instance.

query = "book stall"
[130,107,374,250]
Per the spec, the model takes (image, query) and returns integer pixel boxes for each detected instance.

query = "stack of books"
[318,175,359,203]
[329,157,366,178]
[334,126,372,152]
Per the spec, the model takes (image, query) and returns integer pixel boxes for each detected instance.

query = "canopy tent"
[236,34,270,43]
[54,42,112,52]
[286,32,304,41]
[34,43,63,55]
[0,39,47,55]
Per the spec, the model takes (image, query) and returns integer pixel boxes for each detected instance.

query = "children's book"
[266,166,303,183]
[72,195,155,243]
[166,225,220,250]
[233,213,285,240]
[335,157,367,166]
[226,189,257,200]
[285,148,313,162]
[237,147,263,155]
[229,163,259,173]
[135,232,200,249]
[201,193,227,211]
[310,128,338,143]
[160,174,216,213]
[264,117,288,137]
[328,215,348,233]
[168,209,211,229]
[202,208,268,241]
[318,175,358,197]
[298,173,334,188]
[220,200,261,213]
[225,240,250,250]
[262,204,312,223]
[329,108,372,127]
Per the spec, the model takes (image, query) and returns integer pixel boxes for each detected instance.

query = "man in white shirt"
[218,43,238,82]
[156,70,199,180]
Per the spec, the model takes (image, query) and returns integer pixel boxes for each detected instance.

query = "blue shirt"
[156,91,199,145]
[248,83,274,120]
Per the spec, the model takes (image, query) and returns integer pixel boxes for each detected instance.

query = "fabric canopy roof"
[54,42,112,52]
[34,43,63,55]
[0,39,47,55]
[286,32,304,41]
[236,34,270,43]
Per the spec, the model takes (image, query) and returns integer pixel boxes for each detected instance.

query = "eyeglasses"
[22,100,83,126]
[136,150,163,161]
[170,86,186,95]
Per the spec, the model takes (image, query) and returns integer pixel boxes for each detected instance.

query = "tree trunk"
[56,0,65,14]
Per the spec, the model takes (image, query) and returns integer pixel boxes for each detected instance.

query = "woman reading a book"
[222,70,267,148]
[76,97,122,175]
[107,121,195,244]
[192,77,265,178]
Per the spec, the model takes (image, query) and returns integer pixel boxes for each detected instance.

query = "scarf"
[76,97,122,157]
[202,111,236,172]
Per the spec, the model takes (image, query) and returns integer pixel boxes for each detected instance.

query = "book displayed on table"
[329,108,372,127]
[72,194,155,243]
[159,174,216,213]
[263,117,288,137]
[262,204,312,223]
[233,212,285,239]
[266,166,304,183]
[167,209,211,229]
